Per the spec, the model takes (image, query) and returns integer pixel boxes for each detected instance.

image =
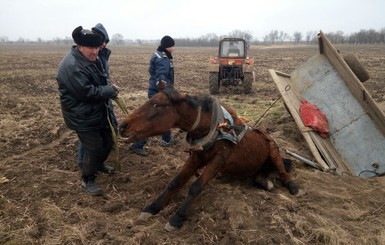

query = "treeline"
[1,28,384,46]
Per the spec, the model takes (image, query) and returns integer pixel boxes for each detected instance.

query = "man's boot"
[81,176,103,196]
[99,163,114,174]
[130,144,148,156]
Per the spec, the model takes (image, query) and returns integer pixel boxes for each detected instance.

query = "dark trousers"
[77,106,117,167]
[131,131,171,149]
[76,129,113,181]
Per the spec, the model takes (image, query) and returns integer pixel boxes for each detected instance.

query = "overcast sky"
[1,0,384,41]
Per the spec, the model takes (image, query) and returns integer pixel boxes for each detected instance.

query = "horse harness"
[184,98,251,151]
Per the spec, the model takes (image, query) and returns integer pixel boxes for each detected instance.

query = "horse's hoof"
[296,189,306,197]
[266,180,274,191]
[138,212,153,221]
[287,181,299,195]
[164,222,179,232]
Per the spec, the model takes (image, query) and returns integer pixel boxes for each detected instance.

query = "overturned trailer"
[269,31,385,178]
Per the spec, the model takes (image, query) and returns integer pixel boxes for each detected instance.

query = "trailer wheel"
[209,72,219,95]
[242,73,253,94]
[343,54,370,82]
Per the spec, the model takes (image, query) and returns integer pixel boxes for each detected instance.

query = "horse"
[119,86,299,231]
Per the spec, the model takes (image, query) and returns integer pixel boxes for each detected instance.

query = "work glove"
[111,84,119,99]
[156,80,167,90]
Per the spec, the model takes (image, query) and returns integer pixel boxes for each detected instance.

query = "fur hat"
[160,35,175,48]
[72,26,103,47]
[92,23,109,44]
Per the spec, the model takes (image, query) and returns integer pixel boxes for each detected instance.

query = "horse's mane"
[186,95,213,113]
[163,86,213,113]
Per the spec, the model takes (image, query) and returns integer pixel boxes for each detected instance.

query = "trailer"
[269,31,385,178]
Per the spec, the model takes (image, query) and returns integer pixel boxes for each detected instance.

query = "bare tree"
[228,30,253,43]
[367,29,380,43]
[293,32,302,44]
[380,28,385,43]
[203,33,219,46]
[0,36,9,42]
[305,31,318,44]
[278,31,289,44]
[326,31,345,44]
[265,30,279,44]
[111,33,124,45]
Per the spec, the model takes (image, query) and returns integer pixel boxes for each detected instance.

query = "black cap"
[160,35,175,48]
[72,26,103,47]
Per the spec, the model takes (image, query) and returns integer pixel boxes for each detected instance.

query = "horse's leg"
[165,154,224,231]
[268,142,299,195]
[253,172,274,191]
[140,156,200,219]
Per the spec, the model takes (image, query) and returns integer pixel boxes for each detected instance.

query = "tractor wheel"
[242,73,253,94]
[209,72,219,95]
[343,54,370,82]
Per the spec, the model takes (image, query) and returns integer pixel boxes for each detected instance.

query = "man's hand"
[156,80,167,90]
[112,83,120,91]
[112,84,120,99]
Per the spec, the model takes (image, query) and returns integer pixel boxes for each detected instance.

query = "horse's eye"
[153,104,157,108]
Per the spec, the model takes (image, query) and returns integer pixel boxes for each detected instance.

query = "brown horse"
[119,86,299,231]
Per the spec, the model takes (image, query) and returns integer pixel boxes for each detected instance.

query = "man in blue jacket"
[56,26,119,195]
[130,35,176,156]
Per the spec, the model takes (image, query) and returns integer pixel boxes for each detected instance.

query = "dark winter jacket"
[98,47,111,77]
[148,46,174,98]
[56,46,118,131]
[98,46,117,129]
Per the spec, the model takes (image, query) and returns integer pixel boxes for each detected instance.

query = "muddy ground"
[1,43,385,245]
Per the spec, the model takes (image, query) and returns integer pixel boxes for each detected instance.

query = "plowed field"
[1,43,385,244]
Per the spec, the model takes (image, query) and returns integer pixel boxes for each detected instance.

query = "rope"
[106,96,130,172]
[252,85,292,127]
[113,96,129,115]
[253,96,281,127]
[106,105,121,171]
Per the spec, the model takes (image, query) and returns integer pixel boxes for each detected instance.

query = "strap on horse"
[217,106,250,145]
[184,98,250,151]
[184,98,221,151]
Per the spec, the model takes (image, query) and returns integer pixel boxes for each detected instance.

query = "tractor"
[208,38,255,94]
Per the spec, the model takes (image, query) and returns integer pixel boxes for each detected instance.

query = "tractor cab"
[219,39,245,58]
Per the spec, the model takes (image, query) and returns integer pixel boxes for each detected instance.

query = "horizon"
[1,0,385,42]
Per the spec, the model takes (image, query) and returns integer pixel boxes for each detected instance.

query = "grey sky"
[1,0,384,41]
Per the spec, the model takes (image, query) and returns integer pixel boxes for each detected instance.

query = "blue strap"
[221,106,234,126]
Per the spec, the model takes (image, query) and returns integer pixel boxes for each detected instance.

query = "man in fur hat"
[56,26,119,196]
[75,23,117,173]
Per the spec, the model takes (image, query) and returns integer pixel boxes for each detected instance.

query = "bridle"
[152,91,202,132]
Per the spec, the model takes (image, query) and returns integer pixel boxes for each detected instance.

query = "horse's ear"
[176,93,188,102]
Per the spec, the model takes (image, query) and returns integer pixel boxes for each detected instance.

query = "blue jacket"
[148,46,174,98]
[98,47,111,77]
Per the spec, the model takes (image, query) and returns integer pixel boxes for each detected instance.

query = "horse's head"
[119,86,186,142]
